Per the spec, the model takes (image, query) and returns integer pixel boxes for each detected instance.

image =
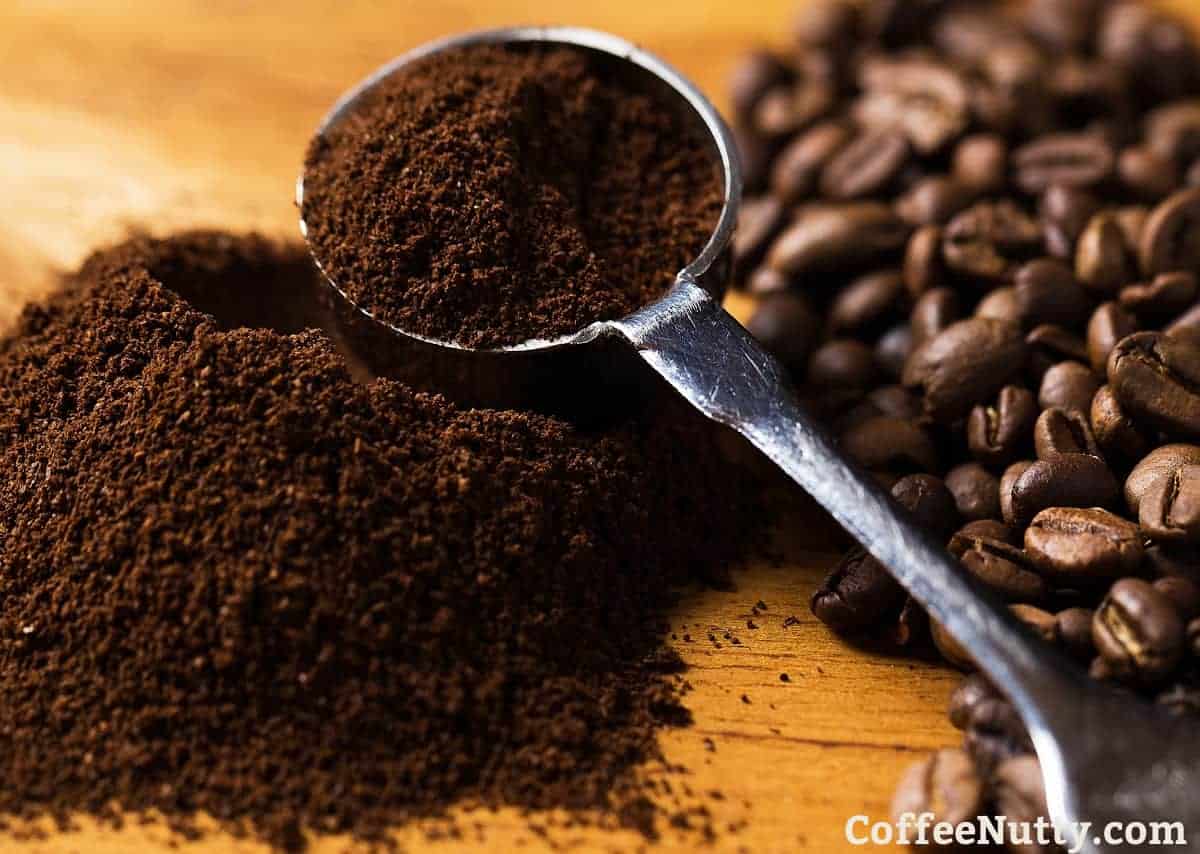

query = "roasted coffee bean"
[875,325,912,380]
[1167,302,1200,346]
[930,618,974,670]
[811,547,906,634]
[944,463,1001,522]
[1057,607,1096,661]
[953,133,1007,193]
[890,749,984,829]
[903,225,947,297]
[829,269,905,335]
[1139,464,1200,545]
[1139,187,1200,276]
[1026,324,1090,377]
[856,57,970,155]
[1076,212,1135,295]
[841,415,938,474]
[1086,301,1137,373]
[1009,455,1119,528]
[955,519,1020,547]
[1118,145,1179,201]
[868,384,923,420]
[1145,99,1200,165]
[733,196,787,276]
[745,293,821,376]
[733,123,774,192]
[890,595,929,647]
[1125,444,1200,515]
[728,51,792,124]
[974,286,1022,325]
[943,201,1043,281]
[792,0,859,48]
[1033,407,1102,459]
[1025,507,1143,579]
[990,756,1051,836]
[909,287,960,347]
[1012,258,1089,330]
[821,130,911,200]
[1090,384,1150,463]
[1014,132,1115,195]
[967,385,1037,466]
[1093,578,1185,684]
[947,673,998,729]
[1038,361,1100,415]
[892,474,958,537]
[1119,271,1197,322]
[895,176,976,226]
[1108,332,1200,440]
[966,697,1035,775]
[1000,460,1034,527]
[1153,576,1200,622]
[768,203,910,276]
[1115,204,1150,248]
[902,318,1026,421]
[1040,184,1101,259]
[745,266,793,296]
[957,536,1048,603]
[753,81,835,138]
[1099,4,1200,104]
[1011,603,1059,644]
[769,120,851,204]
[807,339,879,392]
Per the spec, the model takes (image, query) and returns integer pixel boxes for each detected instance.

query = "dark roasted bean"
[1013,258,1089,330]
[974,286,1022,325]
[729,51,792,124]
[944,462,1001,522]
[868,384,923,420]
[1090,384,1150,463]
[768,203,910,276]
[1027,324,1089,378]
[902,318,1026,421]
[953,133,1007,193]
[1000,460,1034,527]
[875,325,912,380]
[1076,212,1135,295]
[1086,301,1137,373]
[1125,444,1200,515]
[821,129,911,200]
[1145,99,1200,165]
[1038,361,1100,415]
[1034,407,1102,459]
[811,547,906,634]
[753,81,835,138]
[957,536,1048,602]
[1118,145,1179,201]
[734,196,786,277]
[1119,271,1197,322]
[829,269,905,335]
[856,57,970,154]
[1139,464,1200,545]
[967,385,1036,466]
[841,415,938,474]
[947,673,998,729]
[892,473,958,537]
[956,519,1020,547]
[1139,187,1200,276]
[807,339,880,392]
[1009,454,1119,527]
[1040,184,1101,259]
[990,756,1050,835]
[1093,578,1185,684]
[1057,607,1096,661]
[745,266,793,296]
[770,120,852,204]
[745,293,821,377]
[1025,507,1143,579]
[903,225,947,297]
[1014,132,1115,195]
[1108,331,1200,440]
[890,749,984,829]
[943,201,1043,281]
[1153,576,1200,623]
[895,176,976,226]
[909,287,960,347]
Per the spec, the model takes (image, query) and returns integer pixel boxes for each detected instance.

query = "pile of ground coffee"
[0,232,755,849]
[302,44,724,348]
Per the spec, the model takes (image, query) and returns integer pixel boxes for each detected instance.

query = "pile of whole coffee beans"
[730,0,1200,843]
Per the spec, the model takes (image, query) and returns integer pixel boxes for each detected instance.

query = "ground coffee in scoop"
[302,44,724,348]
[0,232,756,849]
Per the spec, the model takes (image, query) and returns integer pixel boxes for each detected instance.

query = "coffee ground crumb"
[0,232,755,849]
[302,44,723,348]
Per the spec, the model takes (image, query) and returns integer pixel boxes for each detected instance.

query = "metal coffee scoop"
[299,27,1200,853]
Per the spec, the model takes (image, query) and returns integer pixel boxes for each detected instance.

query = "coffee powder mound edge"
[302,43,724,348]
[0,231,759,850]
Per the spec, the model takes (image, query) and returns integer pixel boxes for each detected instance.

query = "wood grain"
[3,1,1192,851]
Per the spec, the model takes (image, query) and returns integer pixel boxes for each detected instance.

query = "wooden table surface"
[2,1,1193,851]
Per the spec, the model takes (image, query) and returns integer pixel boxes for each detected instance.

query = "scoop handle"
[614,279,1087,714]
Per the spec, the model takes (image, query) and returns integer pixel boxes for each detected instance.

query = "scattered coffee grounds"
[302,44,724,348]
[731,0,1200,844]
[0,232,757,849]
